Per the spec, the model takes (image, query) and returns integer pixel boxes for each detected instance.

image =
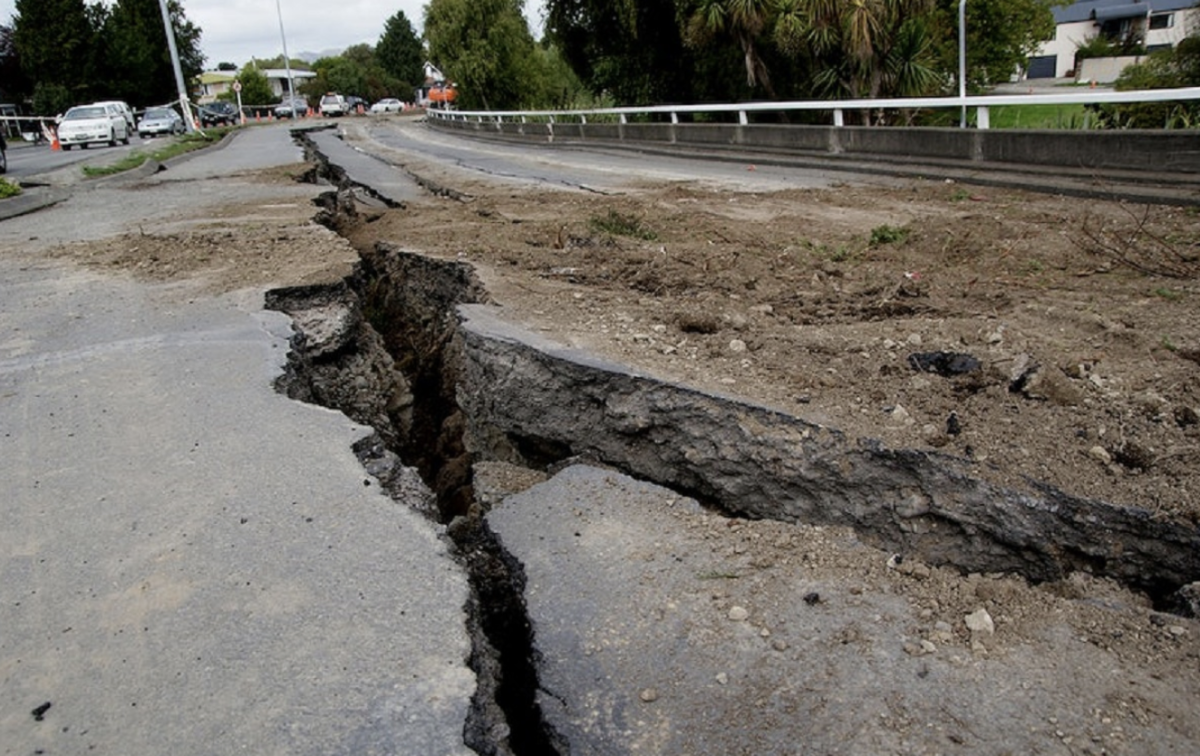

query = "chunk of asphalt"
[487,464,1200,755]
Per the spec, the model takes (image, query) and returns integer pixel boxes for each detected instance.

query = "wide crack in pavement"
[265,128,1200,755]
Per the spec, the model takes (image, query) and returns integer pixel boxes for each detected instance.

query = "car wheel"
[122,131,130,145]
[62,144,73,151]
[108,129,117,147]
[0,150,6,174]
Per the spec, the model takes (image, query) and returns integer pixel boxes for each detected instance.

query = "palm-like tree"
[684,0,779,98]
[780,0,938,104]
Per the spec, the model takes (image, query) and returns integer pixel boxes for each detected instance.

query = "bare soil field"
[345,162,1200,521]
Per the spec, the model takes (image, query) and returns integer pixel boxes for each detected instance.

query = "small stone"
[907,333,923,346]
[1088,445,1112,465]
[729,339,747,353]
[772,639,789,651]
[890,405,913,425]
[920,640,937,654]
[903,641,923,656]
[639,688,659,703]
[715,672,729,685]
[803,592,821,605]
[1168,625,1187,637]
[728,606,750,622]
[965,608,995,636]
[1175,406,1199,428]
[760,627,771,638]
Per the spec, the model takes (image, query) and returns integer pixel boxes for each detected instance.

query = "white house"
[1029,0,1199,79]
[259,69,318,100]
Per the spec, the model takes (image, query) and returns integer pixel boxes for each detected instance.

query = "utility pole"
[277,0,297,110]
[158,0,196,132]
[959,0,968,128]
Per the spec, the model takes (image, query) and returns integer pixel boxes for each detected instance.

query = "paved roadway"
[0,124,475,755]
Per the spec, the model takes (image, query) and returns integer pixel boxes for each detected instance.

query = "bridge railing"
[426,87,1200,129]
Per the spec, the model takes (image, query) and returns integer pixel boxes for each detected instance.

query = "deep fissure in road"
[267,188,564,755]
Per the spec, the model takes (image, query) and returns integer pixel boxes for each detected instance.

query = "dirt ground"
[349,159,1200,521]
[31,128,1200,752]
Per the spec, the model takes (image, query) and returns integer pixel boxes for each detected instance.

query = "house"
[197,71,237,104]
[1028,0,1199,79]
[194,68,318,105]
[258,69,317,101]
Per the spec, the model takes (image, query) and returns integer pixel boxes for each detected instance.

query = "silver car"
[137,106,184,138]
[57,104,131,150]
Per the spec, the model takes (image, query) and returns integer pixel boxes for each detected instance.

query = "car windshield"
[144,108,173,119]
[65,106,106,120]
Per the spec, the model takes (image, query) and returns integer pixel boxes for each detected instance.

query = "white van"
[319,93,347,117]
[93,101,135,133]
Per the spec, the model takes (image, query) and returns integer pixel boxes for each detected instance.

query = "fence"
[425,87,1200,175]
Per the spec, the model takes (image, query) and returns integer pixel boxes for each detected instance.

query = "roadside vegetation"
[80,129,233,177]
[0,178,22,199]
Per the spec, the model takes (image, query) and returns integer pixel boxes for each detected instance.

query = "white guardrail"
[427,87,1200,129]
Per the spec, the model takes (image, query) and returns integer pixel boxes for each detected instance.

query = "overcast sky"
[0,0,548,69]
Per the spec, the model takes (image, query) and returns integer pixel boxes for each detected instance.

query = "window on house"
[1149,13,1173,31]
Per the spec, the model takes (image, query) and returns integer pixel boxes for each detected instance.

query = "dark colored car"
[273,96,309,119]
[199,101,239,127]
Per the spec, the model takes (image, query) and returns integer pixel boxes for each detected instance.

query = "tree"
[376,10,424,90]
[13,0,100,110]
[425,0,547,110]
[546,0,709,106]
[683,0,779,97]
[774,0,940,103]
[933,0,1058,91]
[0,25,32,104]
[103,0,203,107]
[220,66,274,107]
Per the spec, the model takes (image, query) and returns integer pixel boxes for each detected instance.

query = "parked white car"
[57,104,131,150]
[369,98,404,113]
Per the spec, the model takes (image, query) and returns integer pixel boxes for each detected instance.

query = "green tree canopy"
[546,0,728,106]
[424,0,542,110]
[103,0,204,107]
[933,0,1058,92]
[13,0,98,111]
[13,0,202,112]
[219,66,274,107]
[376,10,424,90]
[0,24,32,104]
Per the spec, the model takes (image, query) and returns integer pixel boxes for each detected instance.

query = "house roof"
[1053,0,1198,24]
[259,69,316,80]
[199,72,237,85]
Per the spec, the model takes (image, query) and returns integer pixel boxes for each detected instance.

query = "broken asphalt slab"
[0,126,476,755]
[486,464,1200,755]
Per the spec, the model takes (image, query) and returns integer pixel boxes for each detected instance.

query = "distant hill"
[296,49,346,63]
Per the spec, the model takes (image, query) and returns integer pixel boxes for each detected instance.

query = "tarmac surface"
[0,125,476,755]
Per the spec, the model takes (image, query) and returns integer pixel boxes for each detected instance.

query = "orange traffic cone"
[42,122,60,150]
